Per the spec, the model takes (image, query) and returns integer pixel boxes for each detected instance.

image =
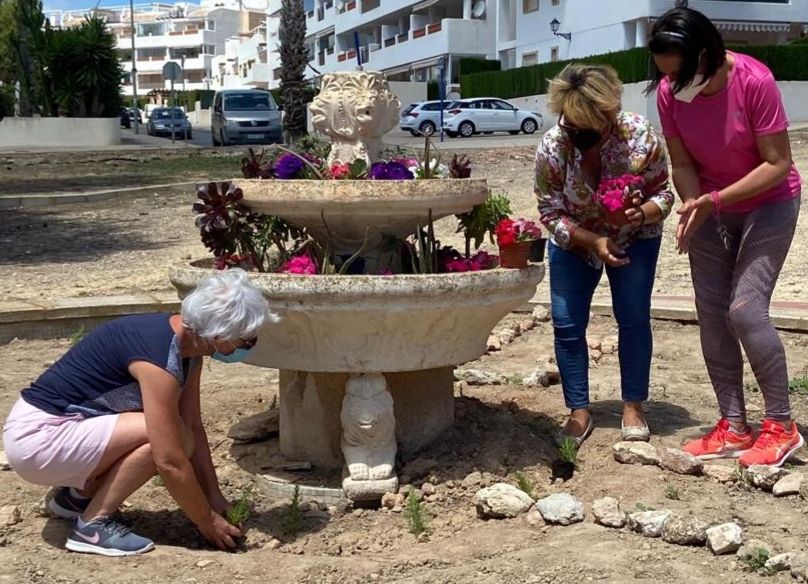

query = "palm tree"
[279,0,308,144]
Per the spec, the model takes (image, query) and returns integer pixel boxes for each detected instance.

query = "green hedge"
[731,45,808,81]
[458,57,501,76]
[459,44,808,100]
[460,47,650,99]
[427,80,440,100]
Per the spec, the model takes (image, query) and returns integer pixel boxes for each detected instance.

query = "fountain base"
[279,367,455,470]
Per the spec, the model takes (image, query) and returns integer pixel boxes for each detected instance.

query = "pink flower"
[597,174,644,212]
[330,163,351,180]
[278,254,318,275]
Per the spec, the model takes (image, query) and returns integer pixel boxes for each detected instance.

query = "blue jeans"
[549,237,661,410]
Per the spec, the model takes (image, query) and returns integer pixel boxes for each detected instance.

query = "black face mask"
[567,128,602,152]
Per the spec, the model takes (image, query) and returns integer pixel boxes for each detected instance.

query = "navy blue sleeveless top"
[22,313,197,417]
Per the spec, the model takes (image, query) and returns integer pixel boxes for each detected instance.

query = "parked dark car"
[146,107,192,139]
[120,108,131,129]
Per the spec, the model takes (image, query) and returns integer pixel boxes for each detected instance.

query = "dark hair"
[646,7,726,94]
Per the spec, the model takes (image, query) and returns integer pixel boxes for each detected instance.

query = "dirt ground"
[2,131,808,304]
[1,135,808,583]
[1,316,807,583]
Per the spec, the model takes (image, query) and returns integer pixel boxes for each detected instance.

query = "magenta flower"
[278,253,318,274]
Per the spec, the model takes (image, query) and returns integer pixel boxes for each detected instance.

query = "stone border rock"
[0,181,196,209]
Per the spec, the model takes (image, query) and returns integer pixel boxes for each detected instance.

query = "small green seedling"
[226,486,253,528]
[740,548,770,574]
[788,375,808,396]
[634,502,655,512]
[558,438,578,467]
[151,474,165,487]
[280,485,302,536]
[514,471,535,499]
[664,485,680,501]
[69,326,87,347]
[405,492,428,537]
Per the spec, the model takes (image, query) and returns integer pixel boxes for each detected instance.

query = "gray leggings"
[689,196,800,423]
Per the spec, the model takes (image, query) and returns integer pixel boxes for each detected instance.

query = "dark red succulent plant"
[449,154,472,179]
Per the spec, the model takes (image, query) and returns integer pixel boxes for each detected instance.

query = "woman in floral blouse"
[535,64,674,446]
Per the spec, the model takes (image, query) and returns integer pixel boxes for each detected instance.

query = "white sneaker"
[621,420,650,442]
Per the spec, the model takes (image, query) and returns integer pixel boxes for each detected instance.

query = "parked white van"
[211,89,283,147]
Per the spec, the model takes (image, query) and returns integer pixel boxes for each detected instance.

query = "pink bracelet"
[710,191,722,216]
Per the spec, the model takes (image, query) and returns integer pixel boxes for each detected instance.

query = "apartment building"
[46,0,265,96]
[510,0,808,68]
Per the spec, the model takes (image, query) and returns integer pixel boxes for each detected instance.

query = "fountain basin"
[170,261,544,373]
[237,178,489,247]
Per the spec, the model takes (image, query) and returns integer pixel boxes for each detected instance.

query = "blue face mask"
[212,346,252,364]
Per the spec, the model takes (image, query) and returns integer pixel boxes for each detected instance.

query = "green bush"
[460,47,650,99]
[458,57,501,76]
[0,85,14,119]
[427,80,439,100]
[459,44,808,100]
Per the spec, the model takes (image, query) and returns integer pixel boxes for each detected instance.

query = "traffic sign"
[162,61,183,82]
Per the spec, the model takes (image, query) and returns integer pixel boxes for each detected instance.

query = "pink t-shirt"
[657,52,801,213]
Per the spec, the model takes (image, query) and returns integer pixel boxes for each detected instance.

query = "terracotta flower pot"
[499,241,532,269]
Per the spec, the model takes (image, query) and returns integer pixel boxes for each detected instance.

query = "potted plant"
[494,218,543,269]
[596,174,644,227]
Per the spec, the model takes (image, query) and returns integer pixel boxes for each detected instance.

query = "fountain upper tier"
[238,178,489,247]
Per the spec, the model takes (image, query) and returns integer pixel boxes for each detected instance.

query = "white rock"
[454,369,505,386]
[531,305,550,323]
[0,451,10,471]
[486,335,502,352]
[420,483,436,496]
[519,318,536,333]
[473,483,534,519]
[773,473,805,497]
[195,559,215,568]
[613,442,661,466]
[0,505,21,526]
[706,523,744,555]
[790,553,808,580]
[498,330,517,345]
[658,448,703,476]
[523,368,550,387]
[744,465,789,491]
[703,464,738,483]
[661,515,708,546]
[592,497,625,528]
[628,510,672,538]
[462,471,482,488]
[535,493,585,526]
[765,552,794,572]
[524,509,544,527]
[587,338,602,351]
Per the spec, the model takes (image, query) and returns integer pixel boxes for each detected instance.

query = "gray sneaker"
[65,517,154,556]
[47,487,90,519]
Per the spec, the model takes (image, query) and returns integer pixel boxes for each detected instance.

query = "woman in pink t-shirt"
[649,7,803,468]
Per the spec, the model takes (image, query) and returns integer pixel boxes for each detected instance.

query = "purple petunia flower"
[274,153,305,179]
[368,161,414,180]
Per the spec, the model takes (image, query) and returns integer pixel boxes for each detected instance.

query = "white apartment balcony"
[241,62,272,87]
[334,0,452,32]
[114,29,216,50]
[307,0,337,37]
[329,18,493,73]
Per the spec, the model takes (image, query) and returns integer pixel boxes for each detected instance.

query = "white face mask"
[673,74,708,103]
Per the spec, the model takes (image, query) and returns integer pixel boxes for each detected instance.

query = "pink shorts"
[2,398,119,489]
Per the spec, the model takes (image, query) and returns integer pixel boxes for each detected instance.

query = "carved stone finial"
[309,71,400,168]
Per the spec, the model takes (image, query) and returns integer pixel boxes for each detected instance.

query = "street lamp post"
[130,0,140,134]
[550,18,572,41]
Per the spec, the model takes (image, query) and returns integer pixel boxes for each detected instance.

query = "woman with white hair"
[3,269,276,556]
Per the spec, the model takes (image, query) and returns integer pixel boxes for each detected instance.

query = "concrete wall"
[508,81,808,130]
[389,81,428,115]
[0,117,121,148]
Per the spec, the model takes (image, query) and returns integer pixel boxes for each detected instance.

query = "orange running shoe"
[682,418,754,460]
[739,420,805,468]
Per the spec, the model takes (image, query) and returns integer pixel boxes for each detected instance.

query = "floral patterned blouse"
[534,110,674,268]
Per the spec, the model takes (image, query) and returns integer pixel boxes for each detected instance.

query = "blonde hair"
[547,64,623,133]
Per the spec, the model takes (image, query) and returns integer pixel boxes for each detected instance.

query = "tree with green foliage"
[10,0,45,115]
[0,0,16,118]
[279,0,308,144]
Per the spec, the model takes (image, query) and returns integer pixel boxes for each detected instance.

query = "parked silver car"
[442,98,543,138]
[399,100,458,136]
[211,89,282,147]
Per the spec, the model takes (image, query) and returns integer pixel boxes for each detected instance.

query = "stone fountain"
[170,71,544,502]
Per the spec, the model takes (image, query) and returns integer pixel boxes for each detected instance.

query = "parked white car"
[442,98,543,138]
[399,100,458,136]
